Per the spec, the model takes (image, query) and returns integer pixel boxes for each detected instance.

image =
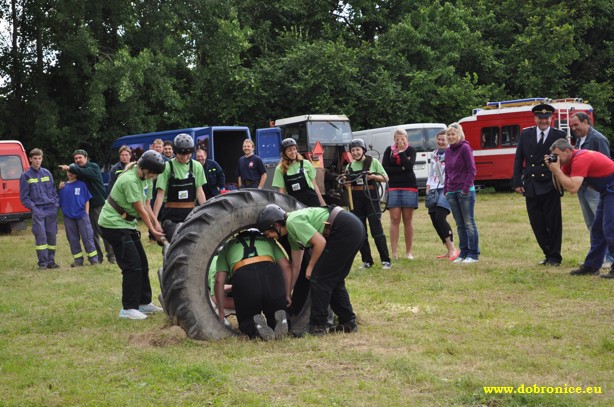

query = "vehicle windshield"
[307,121,353,147]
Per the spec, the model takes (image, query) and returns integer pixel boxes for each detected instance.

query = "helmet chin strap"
[139,169,148,180]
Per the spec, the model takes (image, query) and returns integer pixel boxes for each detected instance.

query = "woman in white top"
[426,130,459,260]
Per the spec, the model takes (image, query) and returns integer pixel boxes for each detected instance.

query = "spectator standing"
[195,148,226,200]
[151,139,164,155]
[19,148,60,269]
[107,145,132,193]
[512,104,566,266]
[570,112,613,267]
[444,123,480,264]
[60,149,116,264]
[236,139,267,189]
[548,139,614,278]
[382,128,418,260]
[59,167,99,267]
[162,140,174,161]
[426,130,459,261]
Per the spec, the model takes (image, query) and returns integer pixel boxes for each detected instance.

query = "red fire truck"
[458,97,594,190]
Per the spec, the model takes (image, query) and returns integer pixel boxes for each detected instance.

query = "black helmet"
[138,150,166,174]
[174,133,195,154]
[280,138,297,153]
[349,138,367,151]
[257,204,286,232]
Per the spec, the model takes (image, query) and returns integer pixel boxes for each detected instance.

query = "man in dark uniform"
[513,103,567,266]
[195,148,226,199]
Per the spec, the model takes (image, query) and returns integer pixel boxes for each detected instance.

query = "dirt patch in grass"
[128,325,188,347]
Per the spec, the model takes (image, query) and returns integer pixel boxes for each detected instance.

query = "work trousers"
[525,189,562,263]
[32,206,58,267]
[63,215,98,264]
[309,211,364,327]
[351,194,390,265]
[90,205,115,262]
[231,262,288,338]
[100,227,152,310]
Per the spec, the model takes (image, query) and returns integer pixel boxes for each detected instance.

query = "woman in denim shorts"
[382,128,418,259]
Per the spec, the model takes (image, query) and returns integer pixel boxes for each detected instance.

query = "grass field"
[1,191,612,406]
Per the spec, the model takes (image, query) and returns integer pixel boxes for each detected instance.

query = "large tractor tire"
[158,189,308,340]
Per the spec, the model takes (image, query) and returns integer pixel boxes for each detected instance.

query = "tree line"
[0,0,612,164]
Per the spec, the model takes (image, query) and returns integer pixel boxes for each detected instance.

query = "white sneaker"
[382,262,391,270]
[452,257,464,263]
[139,303,163,314]
[119,309,148,320]
[462,258,479,264]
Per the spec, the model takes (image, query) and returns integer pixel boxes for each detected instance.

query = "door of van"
[255,127,282,190]
[0,141,31,225]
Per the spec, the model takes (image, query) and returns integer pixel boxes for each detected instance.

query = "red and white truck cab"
[458,98,594,190]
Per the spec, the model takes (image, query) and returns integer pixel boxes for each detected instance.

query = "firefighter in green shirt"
[258,205,364,336]
[152,134,207,242]
[214,230,291,340]
[345,138,391,269]
[99,151,166,320]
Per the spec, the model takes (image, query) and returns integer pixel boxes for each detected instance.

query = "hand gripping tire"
[158,189,308,340]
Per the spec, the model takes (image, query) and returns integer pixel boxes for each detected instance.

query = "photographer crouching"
[546,138,614,278]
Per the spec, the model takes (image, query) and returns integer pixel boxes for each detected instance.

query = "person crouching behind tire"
[99,151,167,320]
[257,204,365,336]
[214,230,292,340]
[152,133,207,242]
[272,138,326,207]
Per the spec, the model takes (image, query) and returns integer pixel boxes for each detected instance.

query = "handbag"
[425,188,439,209]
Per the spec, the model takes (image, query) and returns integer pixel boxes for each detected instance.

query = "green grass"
[1,192,613,406]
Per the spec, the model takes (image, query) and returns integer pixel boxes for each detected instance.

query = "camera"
[548,153,558,163]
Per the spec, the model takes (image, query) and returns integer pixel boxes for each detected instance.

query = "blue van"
[105,126,254,189]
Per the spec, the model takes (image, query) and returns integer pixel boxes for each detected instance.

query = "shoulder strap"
[363,155,373,172]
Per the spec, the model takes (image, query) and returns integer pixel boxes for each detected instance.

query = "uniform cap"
[532,103,555,118]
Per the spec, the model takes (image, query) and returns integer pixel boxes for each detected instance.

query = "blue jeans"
[583,192,614,269]
[447,191,480,260]
[579,185,614,263]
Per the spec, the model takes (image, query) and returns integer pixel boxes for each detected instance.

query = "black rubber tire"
[158,189,308,340]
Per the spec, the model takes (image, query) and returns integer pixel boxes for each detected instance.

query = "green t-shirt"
[346,157,387,178]
[99,166,153,229]
[215,235,286,278]
[286,207,330,250]
[155,158,207,201]
[272,160,317,190]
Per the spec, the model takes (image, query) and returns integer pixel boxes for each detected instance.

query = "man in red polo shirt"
[547,138,614,278]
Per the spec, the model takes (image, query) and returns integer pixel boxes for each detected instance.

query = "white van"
[352,123,446,189]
